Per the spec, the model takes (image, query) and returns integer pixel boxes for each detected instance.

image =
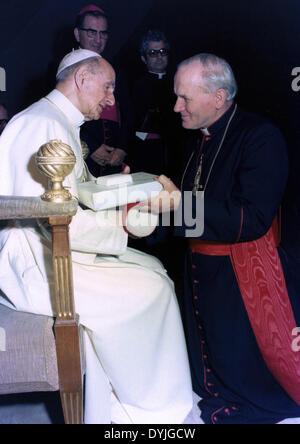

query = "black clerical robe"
[175,104,300,424]
[129,71,183,177]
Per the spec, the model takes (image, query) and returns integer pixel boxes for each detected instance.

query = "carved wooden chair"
[0,141,84,424]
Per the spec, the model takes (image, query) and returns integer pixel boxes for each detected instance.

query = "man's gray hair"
[56,56,101,83]
[178,53,238,101]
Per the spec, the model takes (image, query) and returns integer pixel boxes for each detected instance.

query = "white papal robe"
[0,89,193,424]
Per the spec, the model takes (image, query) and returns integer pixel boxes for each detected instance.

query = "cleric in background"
[74,4,131,176]
[130,29,183,178]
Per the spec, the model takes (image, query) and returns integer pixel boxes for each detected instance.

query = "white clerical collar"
[200,127,211,136]
[148,71,166,79]
[45,89,85,128]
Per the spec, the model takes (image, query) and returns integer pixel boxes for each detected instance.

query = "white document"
[78,172,163,211]
[96,173,133,187]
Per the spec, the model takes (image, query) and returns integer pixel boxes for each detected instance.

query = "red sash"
[189,222,300,405]
[146,133,161,140]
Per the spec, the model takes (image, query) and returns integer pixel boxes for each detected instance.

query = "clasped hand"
[91,144,126,167]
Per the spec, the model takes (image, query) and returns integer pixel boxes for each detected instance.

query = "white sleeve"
[0,110,128,256]
[69,206,128,255]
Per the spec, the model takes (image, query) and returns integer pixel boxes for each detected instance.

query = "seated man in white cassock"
[0,49,193,424]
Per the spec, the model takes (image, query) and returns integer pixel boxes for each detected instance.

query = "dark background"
[0,0,300,256]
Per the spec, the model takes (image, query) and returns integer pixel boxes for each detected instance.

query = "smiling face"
[174,64,217,130]
[174,62,229,129]
[78,59,116,121]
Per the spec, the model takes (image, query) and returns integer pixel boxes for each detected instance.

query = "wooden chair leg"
[55,318,83,424]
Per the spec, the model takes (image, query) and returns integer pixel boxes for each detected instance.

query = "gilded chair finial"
[35,140,76,203]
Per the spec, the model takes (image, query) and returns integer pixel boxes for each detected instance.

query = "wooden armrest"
[0,195,78,321]
[0,196,78,220]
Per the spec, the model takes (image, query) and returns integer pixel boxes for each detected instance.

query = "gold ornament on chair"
[35,139,76,203]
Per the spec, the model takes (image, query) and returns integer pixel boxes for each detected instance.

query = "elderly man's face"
[142,40,169,74]
[0,104,8,135]
[80,60,115,121]
[174,64,220,130]
[74,15,109,55]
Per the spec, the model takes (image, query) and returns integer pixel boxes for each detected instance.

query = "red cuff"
[122,202,141,238]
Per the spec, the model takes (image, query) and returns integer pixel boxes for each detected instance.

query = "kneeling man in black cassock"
[141,53,300,424]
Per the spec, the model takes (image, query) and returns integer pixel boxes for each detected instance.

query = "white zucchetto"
[56,49,101,77]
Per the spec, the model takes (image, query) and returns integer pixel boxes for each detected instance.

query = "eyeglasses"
[146,48,169,58]
[79,28,109,39]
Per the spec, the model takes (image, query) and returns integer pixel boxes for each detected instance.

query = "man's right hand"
[90,144,115,166]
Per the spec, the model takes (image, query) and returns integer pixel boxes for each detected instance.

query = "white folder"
[78,172,163,211]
